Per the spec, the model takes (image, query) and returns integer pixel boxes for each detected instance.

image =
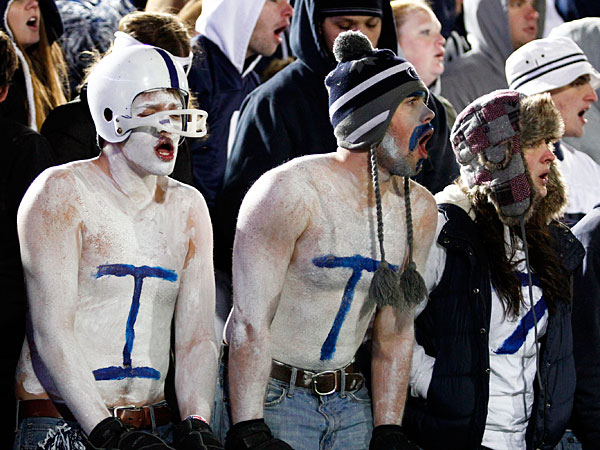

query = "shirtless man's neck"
[95,144,162,207]
[334,147,398,200]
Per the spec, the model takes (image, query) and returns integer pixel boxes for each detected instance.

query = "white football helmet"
[87,45,207,143]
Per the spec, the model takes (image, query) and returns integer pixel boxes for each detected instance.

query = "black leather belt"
[221,344,364,396]
[270,360,364,396]
[17,399,172,429]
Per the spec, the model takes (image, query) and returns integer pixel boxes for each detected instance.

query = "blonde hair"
[390,0,434,31]
[13,15,68,129]
[118,11,192,57]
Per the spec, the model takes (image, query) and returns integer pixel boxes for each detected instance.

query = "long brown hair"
[466,165,570,318]
[14,15,68,129]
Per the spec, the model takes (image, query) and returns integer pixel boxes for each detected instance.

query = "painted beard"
[379,132,419,177]
[121,127,178,177]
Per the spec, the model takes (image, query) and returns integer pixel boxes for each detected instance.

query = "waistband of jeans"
[16,399,172,429]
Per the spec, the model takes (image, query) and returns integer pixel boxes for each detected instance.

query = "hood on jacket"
[463,0,545,66]
[195,0,266,75]
[1,0,63,130]
[1,0,63,44]
[290,0,399,78]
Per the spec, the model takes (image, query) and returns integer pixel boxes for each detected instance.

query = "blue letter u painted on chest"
[92,264,177,381]
[313,255,398,361]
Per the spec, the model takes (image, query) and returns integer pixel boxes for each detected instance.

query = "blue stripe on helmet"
[155,48,179,89]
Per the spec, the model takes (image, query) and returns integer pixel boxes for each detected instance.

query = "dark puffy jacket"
[403,204,584,449]
[571,205,600,447]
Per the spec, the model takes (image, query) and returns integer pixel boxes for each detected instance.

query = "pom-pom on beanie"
[325,30,427,150]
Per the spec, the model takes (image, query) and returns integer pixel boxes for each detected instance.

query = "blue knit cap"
[325,30,427,150]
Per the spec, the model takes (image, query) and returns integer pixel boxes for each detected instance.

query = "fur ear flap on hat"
[520,93,564,149]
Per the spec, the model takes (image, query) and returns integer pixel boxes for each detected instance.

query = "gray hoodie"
[440,0,544,113]
[550,18,600,165]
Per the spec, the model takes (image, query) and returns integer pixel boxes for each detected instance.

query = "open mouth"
[26,17,38,29]
[274,23,288,40]
[539,170,549,185]
[417,129,433,158]
[578,107,589,122]
[154,138,174,162]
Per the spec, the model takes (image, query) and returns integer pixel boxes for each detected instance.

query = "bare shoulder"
[408,179,438,221]
[165,178,208,209]
[163,178,211,231]
[19,164,82,216]
[239,155,325,226]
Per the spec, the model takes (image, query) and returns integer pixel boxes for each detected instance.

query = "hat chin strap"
[518,215,543,392]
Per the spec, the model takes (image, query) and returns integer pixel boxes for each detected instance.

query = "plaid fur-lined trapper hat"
[451,90,564,225]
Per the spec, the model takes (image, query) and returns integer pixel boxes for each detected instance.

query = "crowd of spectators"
[3,0,600,448]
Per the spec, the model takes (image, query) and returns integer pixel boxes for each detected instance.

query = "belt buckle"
[312,370,337,396]
[112,405,138,418]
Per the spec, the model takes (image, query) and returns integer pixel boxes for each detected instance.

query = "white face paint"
[379,131,417,177]
[377,93,434,177]
[120,90,183,177]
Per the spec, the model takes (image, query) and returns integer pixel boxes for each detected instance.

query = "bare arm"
[18,169,110,434]
[227,169,310,424]
[174,191,218,420]
[371,184,437,425]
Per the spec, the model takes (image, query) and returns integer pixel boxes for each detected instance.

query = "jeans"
[13,416,173,450]
[213,359,374,449]
[555,430,582,450]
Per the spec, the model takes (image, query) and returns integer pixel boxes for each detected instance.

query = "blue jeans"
[555,430,582,450]
[213,360,374,449]
[13,416,172,450]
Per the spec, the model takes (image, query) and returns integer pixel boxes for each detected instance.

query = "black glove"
[225,419,293,450]
[118,429,175,449]
[86,417,127,449]
[172,417,224,450]
[369,425,419,450]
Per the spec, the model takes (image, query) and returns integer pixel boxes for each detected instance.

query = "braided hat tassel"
[368,146,404,308]
[398,176,427,307]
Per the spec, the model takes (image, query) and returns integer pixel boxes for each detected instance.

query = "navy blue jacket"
[213,0,457,275]
[555,0,600,21]
[571,205,600,447]
[187,35,260,211]
[403,204,584,449]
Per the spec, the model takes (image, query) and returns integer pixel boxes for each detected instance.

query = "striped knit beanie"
[451,89,564,225]
[325,30,427,150]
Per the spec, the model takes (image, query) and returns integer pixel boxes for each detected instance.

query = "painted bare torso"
[16,157,197,407]
[230,153,434,372]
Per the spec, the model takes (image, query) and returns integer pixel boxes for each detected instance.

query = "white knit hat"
[506,36,600,95]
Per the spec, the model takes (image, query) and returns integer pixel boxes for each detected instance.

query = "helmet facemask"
[111,88,207,145]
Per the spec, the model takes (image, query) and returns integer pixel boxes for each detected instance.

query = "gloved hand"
[118,429,176,449]
[225,419,293,450]
[86,417,127,449]
[369,424,419,450]
[172,417,224,450]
